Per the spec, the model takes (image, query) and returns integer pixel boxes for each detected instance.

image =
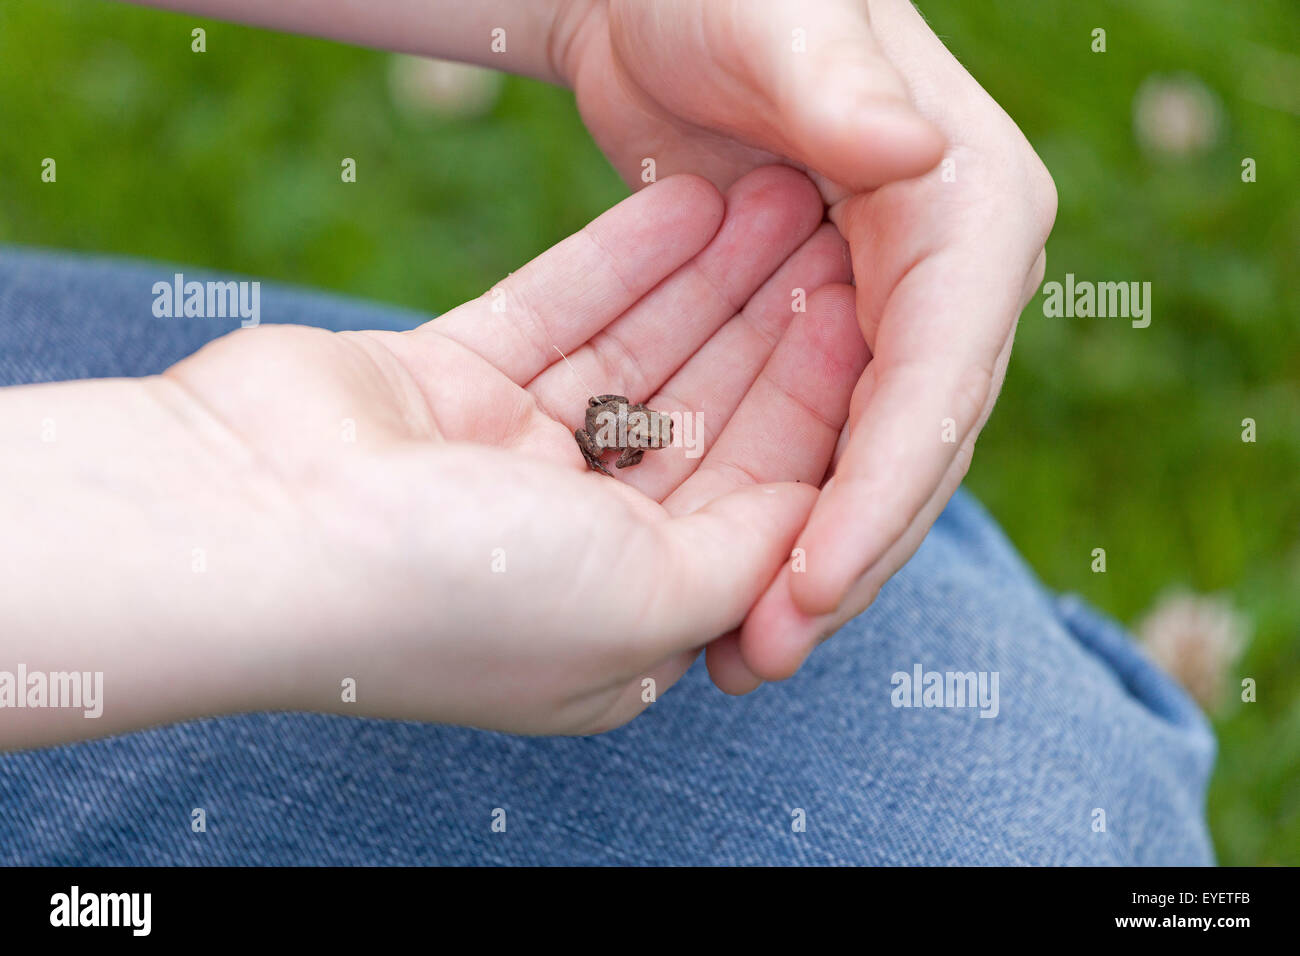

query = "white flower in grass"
[1136,589,1249,711]
[388,55,503,118]
[1133,73,1223,158]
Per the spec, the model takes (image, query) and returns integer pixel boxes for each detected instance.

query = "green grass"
[1,0,1296,864]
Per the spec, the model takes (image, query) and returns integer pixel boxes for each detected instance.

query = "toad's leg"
[575,429,614,476]
[615,448,644,469]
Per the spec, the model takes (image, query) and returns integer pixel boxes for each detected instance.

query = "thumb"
[755,1,945,193]
[646,482,818,656]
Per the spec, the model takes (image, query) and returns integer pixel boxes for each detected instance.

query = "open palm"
[164,167,865,733]
[551,0,1057,687]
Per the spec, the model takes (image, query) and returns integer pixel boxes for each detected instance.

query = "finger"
[737,561,814,681]
[704,631,764,696]
[430,174,725,384]
[527,165,825,427]
[740,323,1017,680]
[733,0,945,194]
[667,284,866,697]
[644,481,817,659]
[665,284,867,514]
[739,435,969,680]
[789,230,1033,617]
[620,224,851,500]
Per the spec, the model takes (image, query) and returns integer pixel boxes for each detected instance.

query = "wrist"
[132,1,577,87]
[0,374,314,746]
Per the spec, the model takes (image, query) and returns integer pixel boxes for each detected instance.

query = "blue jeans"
[0,246,1215,865]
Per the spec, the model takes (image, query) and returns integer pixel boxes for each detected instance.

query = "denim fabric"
[0,245,1216,865]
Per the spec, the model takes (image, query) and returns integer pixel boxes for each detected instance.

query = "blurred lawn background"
[1,0,1295,863]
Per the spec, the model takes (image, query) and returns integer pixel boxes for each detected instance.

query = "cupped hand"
[552,0,945,197]
[550,0,1057,689]
[723,2,1058,689]
[165,167,866,733]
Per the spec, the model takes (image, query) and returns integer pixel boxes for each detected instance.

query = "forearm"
[0,375,314,749]
[123,0,574,85]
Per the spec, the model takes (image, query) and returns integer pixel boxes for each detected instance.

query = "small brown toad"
[574,394,674,476]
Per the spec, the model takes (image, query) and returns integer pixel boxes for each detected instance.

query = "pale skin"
[0,168,866,747]
[129,0,1057,692]
[2,1,1058,745]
